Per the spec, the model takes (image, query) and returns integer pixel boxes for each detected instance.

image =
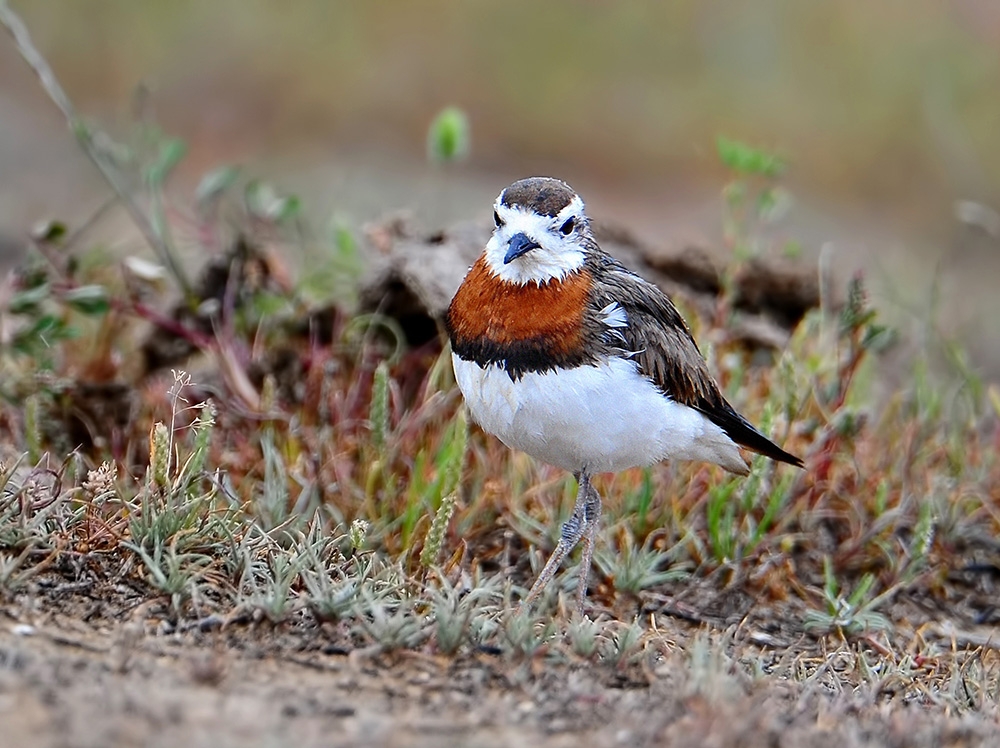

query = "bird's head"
[484,177,591,286]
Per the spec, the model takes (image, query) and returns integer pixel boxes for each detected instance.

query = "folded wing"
[586,252,803,468]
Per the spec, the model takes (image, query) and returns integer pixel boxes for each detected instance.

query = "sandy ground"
[2,576,999,748]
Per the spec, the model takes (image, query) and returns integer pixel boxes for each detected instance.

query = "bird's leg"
[574,481,602,616]
[520,472,592,610]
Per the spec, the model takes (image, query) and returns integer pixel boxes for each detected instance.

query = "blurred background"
[2,0,1000,375]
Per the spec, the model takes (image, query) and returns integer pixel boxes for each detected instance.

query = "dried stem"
[0,1,193,298]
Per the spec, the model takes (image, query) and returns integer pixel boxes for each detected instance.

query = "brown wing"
[587,252,802,467]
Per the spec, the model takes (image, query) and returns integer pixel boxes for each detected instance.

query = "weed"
[502,610,556,659]
[595,528,687,596]
[803,558,893,635]
[354,592,428,651]
[566,615,601,659]
[426,572,499,655]
[0,544,38,591]
[427,106,471,164]
[600,619,646,667]
[125,540,213,615]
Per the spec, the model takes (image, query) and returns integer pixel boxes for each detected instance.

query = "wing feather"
[586,252,802,467]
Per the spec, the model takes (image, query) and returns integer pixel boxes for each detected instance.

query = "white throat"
[483,198,587,285]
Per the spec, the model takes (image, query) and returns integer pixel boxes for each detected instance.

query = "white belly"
[452,353,747,474]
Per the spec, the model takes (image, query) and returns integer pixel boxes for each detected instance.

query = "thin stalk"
[0,1,193,298]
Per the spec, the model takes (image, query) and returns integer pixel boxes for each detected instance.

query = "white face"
[483,194,587,285]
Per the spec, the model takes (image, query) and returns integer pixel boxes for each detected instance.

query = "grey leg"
[574,482,602,615]
[520,471,598,611]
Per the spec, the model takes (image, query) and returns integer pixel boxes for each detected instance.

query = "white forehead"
[494,192,585,225]
[483,194,588,285]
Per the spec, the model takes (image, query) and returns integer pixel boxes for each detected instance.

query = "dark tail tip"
[755,440,804,468]
[703,404,804,468]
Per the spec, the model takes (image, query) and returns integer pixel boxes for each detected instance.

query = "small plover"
[445,177,802,613]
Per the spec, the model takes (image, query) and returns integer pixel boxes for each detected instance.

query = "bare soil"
[2,571,998,748]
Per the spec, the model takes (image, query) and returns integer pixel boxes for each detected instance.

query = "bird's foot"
[520,473,602,616]
[574,484,602,615]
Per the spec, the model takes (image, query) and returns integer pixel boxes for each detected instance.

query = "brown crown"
[500,177,578,218]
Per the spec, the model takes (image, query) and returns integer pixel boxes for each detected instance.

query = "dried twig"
[0,0,192,297]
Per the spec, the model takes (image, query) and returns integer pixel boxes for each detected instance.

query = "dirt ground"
[1,573,998,748]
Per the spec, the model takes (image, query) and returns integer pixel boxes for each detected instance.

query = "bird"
[445,176,803,614]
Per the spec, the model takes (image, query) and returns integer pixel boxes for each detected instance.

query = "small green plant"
[803,557,892,635]
[128,373,231,555]
[427,106,471,164]
[600,619,645,667]
[299,516,381,623]
[595,529,687,596]
[238,545,303,624]
[0,456,73,554]
[420,406,468,567]
[704,478,742,563]
[0,545,38,591]
[502,610,555,659]
[354,592,428,652]
[1,241,112,374]
[716,136,789,260]
[426,573,499,655]
[566,615,601,659]
[683,633,746,702]
[125,540,213,615]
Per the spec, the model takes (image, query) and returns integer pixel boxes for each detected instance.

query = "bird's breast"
[446,257,596,377]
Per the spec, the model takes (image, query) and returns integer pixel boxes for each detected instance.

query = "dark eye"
[559,216,575,235]
[493,210,504,228]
